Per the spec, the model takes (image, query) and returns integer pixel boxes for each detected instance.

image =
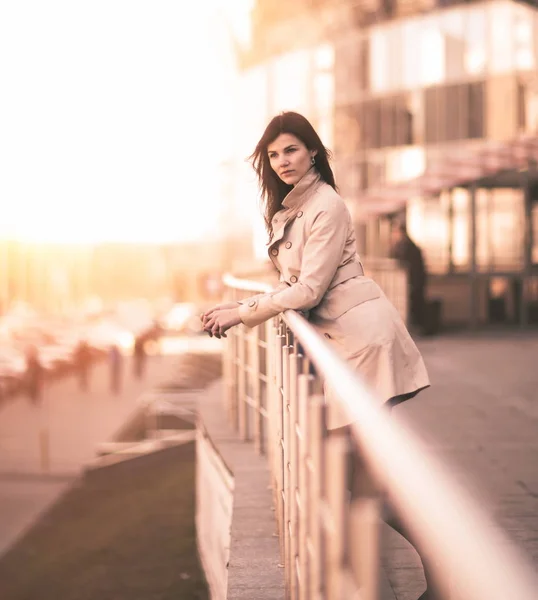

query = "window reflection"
[532,201,538,265]
[401,19,421,89]
[477,189,524,271]
[367,1,537,93]
[439,9,465,81]
[452,188,469,270]
[489,2,514,74]
[420,16,445,86]
[370,28,390,92]
[488,189,524,271]
[514,4,535,70]
[465,8,487,75]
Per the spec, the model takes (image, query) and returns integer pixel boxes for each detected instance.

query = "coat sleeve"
[238,202,348,328]
[236,279,290,307]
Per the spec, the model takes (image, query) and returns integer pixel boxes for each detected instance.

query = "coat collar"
[268,169,321,252]
[281,167,321,209]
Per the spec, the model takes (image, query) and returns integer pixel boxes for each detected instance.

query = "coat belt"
[328,260,364,290]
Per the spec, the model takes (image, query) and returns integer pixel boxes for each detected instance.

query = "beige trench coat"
[238,168,430,429]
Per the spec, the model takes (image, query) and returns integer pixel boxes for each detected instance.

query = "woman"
[202,111,429,418]
[201,112,438,599]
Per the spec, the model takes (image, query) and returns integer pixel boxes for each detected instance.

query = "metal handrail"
[222,273,538,600]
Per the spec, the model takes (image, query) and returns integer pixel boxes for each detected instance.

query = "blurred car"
[83,320,135,353]
[0,346,26,398]
[160,303,202,335]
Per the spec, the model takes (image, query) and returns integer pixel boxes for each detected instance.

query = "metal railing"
[222,273,538,600]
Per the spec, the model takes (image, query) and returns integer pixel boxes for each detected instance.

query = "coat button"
[271,248,278,256]
[248,301,256,307]
[297,211,303,218]
[285,241,292,249]
[324,333,331,339]
[290,275,298,283]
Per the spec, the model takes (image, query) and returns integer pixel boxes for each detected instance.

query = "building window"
[468,81,485,139]
[451,188,469,271]
[425,81,485,144]
[515,77,538,134]
[408,194,450,274]
[359,92,423,149]
[420,15,445,86]
[477,189,525,272]
[513,2,535,71]
[401,19,421,89]
[489,1,514,74]
[532,199,538,265]
[369,28,390,92]
[465,7,488,75]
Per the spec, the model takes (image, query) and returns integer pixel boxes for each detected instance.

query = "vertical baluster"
[223,315,235,426]
[325,431,348,600]
[298,374,314,600]
[288,350,302,599]
[309,397,327,599]
[282,341,292,596]
[237,325,248,440]
[348,448,381,600]
[265,319,276,480]
[252,325,264,454]
[274,329,287,565]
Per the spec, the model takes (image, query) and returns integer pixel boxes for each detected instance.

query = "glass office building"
[244,0,538,326]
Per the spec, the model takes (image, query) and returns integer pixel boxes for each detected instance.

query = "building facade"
[242,0,538,327]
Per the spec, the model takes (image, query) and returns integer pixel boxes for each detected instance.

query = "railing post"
[282,341,292,596]
[298,374,314,600]
[237,325,249,440]
[265,319,276,469]
[274,327,287,566]
[309,397,327,598]
[288,349,302,600]
[348,447,381,600]
[224,326,238,429]
[325,430,348,600]
[252,325,264,455]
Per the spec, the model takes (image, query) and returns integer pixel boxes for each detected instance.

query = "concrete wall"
[196,424,234,600]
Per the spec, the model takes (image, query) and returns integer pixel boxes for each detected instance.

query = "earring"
[311,156,316,165]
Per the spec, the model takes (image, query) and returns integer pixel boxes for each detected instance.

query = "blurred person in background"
[201,111,439,599]
[133,335,146,379]
[25,345,44,405]
[109,344,123,394]
[390,219,427,334]
[74,340,92,391]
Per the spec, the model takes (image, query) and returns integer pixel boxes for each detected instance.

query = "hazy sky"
[0,1,244,243]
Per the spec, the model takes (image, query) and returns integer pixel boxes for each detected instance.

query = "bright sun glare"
[0,1,247,244]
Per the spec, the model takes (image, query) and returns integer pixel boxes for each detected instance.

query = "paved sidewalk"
[382,330,538,600]
[0,351,180,557]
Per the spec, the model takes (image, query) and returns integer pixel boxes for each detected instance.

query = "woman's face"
[267,133,317,186]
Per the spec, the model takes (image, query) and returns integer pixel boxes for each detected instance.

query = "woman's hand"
[200,301,239,328]
[202,307,242,338]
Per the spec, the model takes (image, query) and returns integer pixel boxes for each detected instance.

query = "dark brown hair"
[249,111,336,239]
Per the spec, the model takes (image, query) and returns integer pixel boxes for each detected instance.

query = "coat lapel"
[267,168,321,256]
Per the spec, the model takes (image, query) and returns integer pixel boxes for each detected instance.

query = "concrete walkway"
[382,330,538,600]
[198,378,285,600]
[0,351,180,557]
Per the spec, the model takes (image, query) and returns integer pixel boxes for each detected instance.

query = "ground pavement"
[383,330,538,600]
